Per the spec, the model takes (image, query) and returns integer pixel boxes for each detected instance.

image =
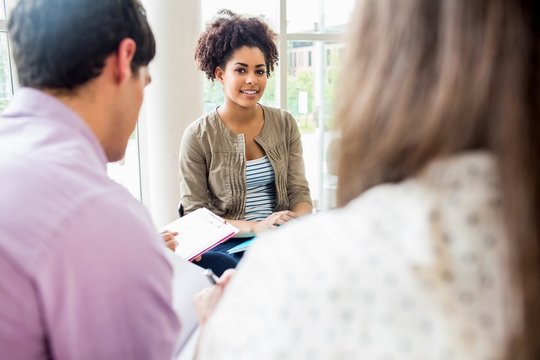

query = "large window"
[106,129,142,200]
[202,0,354,210]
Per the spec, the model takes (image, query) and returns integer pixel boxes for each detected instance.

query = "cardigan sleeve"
[284,111,313,209]
[179,124,209,215]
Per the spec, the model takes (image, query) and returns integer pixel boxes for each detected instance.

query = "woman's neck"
[218,101,260,125]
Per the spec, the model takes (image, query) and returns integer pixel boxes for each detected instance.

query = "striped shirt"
[244,155,276,221]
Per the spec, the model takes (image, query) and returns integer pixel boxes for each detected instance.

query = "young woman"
[179,10,312,274]
[196,0,540,358]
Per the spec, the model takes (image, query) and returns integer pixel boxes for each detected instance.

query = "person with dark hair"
[194,0,540,359]
[179,10,312,275]
[0,0,180,358]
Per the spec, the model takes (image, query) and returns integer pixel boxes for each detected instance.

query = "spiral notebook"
[163,207,239,261]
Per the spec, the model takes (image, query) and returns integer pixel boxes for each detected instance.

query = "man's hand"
[194,269,235,325]
[160,230,178,252]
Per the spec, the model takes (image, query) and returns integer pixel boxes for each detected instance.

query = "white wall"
[140,0,203,227]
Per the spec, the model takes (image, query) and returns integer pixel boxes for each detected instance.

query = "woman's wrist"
[242,220,255,234]
[226,219,256,235]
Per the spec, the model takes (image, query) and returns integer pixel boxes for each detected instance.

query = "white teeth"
[241,90,257,94]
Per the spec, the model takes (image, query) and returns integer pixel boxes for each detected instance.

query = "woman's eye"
[256,70,266,75]
[235,68,246,73]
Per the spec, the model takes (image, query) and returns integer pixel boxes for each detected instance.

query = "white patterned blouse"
[198,152,518,360]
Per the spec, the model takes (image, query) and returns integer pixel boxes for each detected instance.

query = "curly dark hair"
[194,9,279,81]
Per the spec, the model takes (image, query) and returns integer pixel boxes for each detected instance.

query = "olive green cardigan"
[179,105,312,219]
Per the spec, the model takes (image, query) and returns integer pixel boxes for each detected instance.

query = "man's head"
[8,0,155,90]
[8,0,156,162]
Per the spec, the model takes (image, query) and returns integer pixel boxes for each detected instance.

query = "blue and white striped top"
[244,155,276,221]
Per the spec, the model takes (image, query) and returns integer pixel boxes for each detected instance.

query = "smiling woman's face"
[215,46,268,109]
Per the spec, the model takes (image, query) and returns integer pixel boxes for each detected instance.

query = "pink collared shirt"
[0,88,180,359]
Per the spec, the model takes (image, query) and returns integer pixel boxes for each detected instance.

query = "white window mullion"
[279,0,287,110]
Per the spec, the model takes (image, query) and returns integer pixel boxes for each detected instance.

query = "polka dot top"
[198,152,519,360]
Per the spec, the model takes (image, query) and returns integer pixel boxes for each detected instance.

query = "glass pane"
[287,40,344,210]
[106,130,142,200]
[0,1,5,20]
[287,0,354,33]
[202,0,278,30]
[203,79,223,114]
[0,32,13,111]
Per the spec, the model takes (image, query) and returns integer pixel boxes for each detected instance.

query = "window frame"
[277,0,344,211]
[0,0,16,111]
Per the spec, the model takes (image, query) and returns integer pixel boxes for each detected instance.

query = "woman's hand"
[194,269,235,325]
[160,230,178,252]
[226,210,303,236]
[252,210,298,233]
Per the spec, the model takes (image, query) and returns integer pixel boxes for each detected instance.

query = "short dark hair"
[8,0,156,90]
[194,9,278,81]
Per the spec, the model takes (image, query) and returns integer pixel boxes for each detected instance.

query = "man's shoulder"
[1,161,144,271]
[0,141,143,247]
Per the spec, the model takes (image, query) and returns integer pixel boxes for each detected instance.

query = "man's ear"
[115,38,137,83]
[215,66,225,84]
